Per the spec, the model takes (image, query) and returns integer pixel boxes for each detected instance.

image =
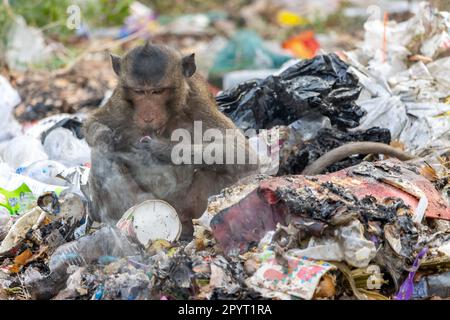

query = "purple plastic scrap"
[394,247,428,300]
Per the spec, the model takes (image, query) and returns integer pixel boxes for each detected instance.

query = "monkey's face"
[111,43,197,141]
[127,87,171,137]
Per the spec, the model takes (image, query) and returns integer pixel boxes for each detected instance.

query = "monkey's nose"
[144,118,152,123]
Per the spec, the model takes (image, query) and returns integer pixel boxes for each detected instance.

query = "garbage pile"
[0,1,449,301]
[217,53,391,174]
[345,1,450,156]
[1,56,450,301]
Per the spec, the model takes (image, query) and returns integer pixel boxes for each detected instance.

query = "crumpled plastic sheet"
[216,53,365,131]
[345,3,450,155]
[288,220,377,268]
[353,2,450,80]
[348,60,450,155]
[0,76,22,143]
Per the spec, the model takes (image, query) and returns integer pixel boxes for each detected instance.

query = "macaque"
[84,43,257,239]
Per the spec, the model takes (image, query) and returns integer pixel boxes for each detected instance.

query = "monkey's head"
[110,43,196,139]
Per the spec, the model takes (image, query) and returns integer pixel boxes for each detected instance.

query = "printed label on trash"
[0,170,66,198]
[0,183,35,215]
[246,250,336,300]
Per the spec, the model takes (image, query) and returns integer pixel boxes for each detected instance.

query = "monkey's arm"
[301,142,415,175]
[142,136,259,175]
[83,117,114,149]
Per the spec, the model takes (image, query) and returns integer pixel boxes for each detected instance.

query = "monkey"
[83,43,258,239]
[301,141,415,175]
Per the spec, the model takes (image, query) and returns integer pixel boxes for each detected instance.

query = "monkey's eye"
[152,88,166,95]
[133,89,146,95]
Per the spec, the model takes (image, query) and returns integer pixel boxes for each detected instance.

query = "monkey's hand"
[85,122,117,152]
[135,138,174,163]
[115,139,169,166]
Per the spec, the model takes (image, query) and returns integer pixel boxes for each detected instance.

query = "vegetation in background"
[0,0,132,70]
[0,0,132,41]
[83,0,133,27]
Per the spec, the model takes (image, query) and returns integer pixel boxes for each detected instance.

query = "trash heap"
[345,1,450,156]
[0,2,449,301]
[217,53,391,174]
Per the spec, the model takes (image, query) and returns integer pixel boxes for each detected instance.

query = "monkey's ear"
[110,53,121,76]
[182,53,196,78]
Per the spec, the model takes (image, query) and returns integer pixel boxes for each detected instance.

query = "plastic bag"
[349,56,450,154]
[222,69,277,90]
[5,16,53,70]
[0,76,22,142]
[288,220,377,268]
[43,128,91,166]
[0,135,48,170]
[217,53,364,131]
[355,2,450,80]
[24,114,86,141]
[209,30,292,82]
[0,166,67,202]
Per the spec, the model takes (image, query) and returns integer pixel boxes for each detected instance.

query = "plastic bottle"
[49,226,140,272]
[16,160,68,186]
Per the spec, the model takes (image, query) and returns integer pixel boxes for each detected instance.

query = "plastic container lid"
[123,200,182,245]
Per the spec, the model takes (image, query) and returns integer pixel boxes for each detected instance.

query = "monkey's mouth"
[139,135,152,143]
[139,125,165,143]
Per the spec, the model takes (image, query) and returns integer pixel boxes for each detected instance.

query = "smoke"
[86,121,281,241]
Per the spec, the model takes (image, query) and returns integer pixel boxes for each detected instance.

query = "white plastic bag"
[43,128,91,166]
[5,16,53,70]
[0,135,48,169]
[0,75,22,142]
[0,164,66,197]
[289,220,377,268]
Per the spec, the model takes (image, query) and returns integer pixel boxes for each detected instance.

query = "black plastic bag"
[216,53,365,131]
